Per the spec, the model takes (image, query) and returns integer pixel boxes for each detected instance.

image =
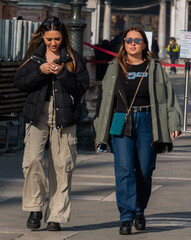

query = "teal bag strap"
[109,64,149,136]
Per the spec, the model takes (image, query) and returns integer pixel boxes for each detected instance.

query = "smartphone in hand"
[53,59,65,65]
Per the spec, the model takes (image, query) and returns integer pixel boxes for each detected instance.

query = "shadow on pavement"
[48,212,191,233]
[64,220,119,231]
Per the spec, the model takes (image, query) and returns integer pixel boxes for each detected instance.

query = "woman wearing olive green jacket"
[94,27,182,235]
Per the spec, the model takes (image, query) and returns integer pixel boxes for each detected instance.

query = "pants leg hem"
[22,207,43,212]
[45,217,70,224]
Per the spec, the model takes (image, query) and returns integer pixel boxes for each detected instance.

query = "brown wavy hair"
[25,16,75,73]
[117,27,155,74]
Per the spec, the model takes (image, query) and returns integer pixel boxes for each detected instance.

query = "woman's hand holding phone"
[50,59,64,74]
[40,63,53,74]
[40,59,64,75]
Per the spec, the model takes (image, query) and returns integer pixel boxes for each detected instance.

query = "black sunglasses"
[42,19,61,27]
[124,38,144,44]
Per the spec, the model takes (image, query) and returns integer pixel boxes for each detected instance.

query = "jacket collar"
[32,42,72,63]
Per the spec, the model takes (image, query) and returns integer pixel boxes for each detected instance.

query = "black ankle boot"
[27,211,42,230]
[47,222,61,231]
[119,221,132,235]
[134,214,146,230]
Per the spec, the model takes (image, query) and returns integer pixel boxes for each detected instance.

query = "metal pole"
[65,0,94,151]
[183,61,190,132]
[65,0,87,56]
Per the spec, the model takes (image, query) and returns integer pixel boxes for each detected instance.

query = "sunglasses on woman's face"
[124,38,144,44]
[42,19,61,27]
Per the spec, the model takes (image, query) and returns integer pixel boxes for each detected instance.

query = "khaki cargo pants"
[22,96,77,223]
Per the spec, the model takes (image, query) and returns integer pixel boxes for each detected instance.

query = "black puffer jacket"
[15,42,90,128]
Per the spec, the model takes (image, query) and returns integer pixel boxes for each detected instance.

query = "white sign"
[180,31,191,59]
[145,31,152,51]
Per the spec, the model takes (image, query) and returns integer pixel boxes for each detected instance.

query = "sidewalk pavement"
[0,73,191,240]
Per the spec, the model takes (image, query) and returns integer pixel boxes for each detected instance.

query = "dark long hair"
[25,16,75,72]
[117,27,155,74]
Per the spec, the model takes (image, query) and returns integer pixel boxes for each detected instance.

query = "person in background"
[110,31,124,53]
[17,16,24,20]
[15,16,89,231]
[151,37,159,59]
[94,39,114,81]
[167,37,179,74]
[94,27,182,235]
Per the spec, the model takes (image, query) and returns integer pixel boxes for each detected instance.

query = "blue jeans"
[111,112,157,222]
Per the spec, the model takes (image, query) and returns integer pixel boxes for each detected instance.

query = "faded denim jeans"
[112,111,157,222]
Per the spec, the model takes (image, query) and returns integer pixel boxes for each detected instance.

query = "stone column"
[87,0,100,44]
[170,0,176,37]
[96,0,101,43]
[103,0,111,40]
[173,0,188,42]
[158,0,167,59]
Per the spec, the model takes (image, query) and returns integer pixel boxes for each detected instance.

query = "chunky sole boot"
[134,214,146,230]
[119,221,132,235]
[27,211,42,230]
[47,222,61,231]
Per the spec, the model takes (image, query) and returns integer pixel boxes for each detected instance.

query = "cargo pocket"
[65,135,77,172]
[23,123,32,175]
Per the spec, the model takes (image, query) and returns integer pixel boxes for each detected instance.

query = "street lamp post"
[66,0,87,56]
[66,0,94,151]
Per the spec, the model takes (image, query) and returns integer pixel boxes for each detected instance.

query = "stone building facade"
[0,0,92,57]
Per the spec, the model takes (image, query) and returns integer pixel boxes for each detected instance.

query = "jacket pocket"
[65,135,78,172]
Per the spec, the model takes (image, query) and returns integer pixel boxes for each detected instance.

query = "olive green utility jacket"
[93,59,182,153]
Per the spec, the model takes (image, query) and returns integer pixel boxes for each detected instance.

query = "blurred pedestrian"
[151,38,159,59]
[167,37,179,74]
[110,31,124,53]
[94,27,182,235]
[15,16,89,231]
[94,39,113,81]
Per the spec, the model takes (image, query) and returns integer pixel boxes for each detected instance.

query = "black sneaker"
[119,221,132,235]
[27,211,42,230]
[47,222,61,231]
[134,214,146,230]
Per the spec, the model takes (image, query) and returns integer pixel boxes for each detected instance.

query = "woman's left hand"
[50,63,64,75]
[171,130,180,140]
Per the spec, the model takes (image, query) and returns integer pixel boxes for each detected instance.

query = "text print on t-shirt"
[126,72,148,80]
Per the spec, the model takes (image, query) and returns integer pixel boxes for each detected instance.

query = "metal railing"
[0,18,40,62]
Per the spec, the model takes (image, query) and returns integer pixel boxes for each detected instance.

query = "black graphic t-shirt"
[124,61,150,106]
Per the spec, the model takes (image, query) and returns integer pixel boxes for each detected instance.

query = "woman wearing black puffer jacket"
[15,16,89,231]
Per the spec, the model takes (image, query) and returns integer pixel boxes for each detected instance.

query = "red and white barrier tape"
[83,41,117,57]
[83,41,185,68]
